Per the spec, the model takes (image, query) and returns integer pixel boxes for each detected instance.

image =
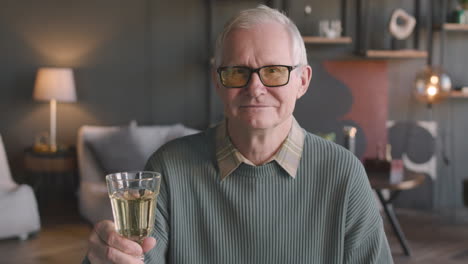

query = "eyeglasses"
[217,65,299,88]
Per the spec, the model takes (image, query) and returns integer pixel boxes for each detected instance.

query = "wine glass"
[106,171,161,261]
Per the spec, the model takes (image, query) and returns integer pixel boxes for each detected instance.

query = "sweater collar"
[215,117,305,181]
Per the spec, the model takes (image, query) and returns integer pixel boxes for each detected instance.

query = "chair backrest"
[0,134,17,191]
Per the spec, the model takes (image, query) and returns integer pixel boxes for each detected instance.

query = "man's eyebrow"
[222,63,287,68]
[223,65,249,67]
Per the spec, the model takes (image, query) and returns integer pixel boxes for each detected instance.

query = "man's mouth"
[239,105,269,108]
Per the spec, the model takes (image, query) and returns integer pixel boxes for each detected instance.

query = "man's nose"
[245,72,266,97]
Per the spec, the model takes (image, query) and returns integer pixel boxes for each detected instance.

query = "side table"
[369,171,426,257]
[23,147,78,216]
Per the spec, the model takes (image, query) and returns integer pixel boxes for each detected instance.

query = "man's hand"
[87,220,157,264]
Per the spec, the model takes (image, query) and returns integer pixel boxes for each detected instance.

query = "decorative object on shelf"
[319,20,342,38]
[460,0,468,24]
[33,67,76,153]
[389,9,416,40]
[457,10,466,24]
[304,5,312,15]
[414,66,452,105]
[343,126,357,154]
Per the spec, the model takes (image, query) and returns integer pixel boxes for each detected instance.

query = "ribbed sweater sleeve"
[343,158,393,263]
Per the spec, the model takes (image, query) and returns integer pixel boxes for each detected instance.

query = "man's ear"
[212,68,222,96]
[296,65,312,99]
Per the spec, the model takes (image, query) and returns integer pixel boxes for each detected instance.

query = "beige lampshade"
[33,67,76,102]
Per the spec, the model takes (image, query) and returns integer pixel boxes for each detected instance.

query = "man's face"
[214,22,311,131]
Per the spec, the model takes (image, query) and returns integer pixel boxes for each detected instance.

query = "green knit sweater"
[83,128,393,263]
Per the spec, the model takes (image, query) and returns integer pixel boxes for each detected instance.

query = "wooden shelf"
[365,49,428,59]
[449,91,468,98]
[302,36,352,44]
[443,23,468,31]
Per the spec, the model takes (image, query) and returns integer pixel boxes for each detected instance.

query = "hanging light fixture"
[413,0,452,107]
[414,66,452,105]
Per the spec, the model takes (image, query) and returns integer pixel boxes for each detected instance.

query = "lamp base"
[34,132,57,153]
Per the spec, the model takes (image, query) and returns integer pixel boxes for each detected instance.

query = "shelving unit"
[449,91,468,98]
[355,0,429,59]
[434,0,468,93]
[365,49,428,59]
[443,23,468,32]
[301,0,352,46]
[302,36,352,44]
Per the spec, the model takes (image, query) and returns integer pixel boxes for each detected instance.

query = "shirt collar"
[215,118,305,181]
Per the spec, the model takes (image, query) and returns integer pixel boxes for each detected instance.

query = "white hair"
[214,5,308,68]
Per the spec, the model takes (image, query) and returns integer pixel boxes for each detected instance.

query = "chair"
[0,134,41,240]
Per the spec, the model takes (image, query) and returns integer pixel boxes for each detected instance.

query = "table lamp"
[33,67,76,152]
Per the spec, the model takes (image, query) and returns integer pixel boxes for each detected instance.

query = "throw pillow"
[86,124,145,174]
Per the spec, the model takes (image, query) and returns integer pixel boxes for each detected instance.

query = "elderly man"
[84,5,393,264]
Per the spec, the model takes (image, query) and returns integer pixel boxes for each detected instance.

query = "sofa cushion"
[86,124,145,174]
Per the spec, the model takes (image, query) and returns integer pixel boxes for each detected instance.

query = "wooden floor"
[0,203,92,264]
[0,207,468,263]
[387,209,468,264]
[0,213,91,264]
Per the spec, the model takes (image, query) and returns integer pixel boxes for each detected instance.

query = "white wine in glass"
[106,171,161,260]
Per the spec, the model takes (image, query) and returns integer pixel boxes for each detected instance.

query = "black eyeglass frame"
[216,64,299,88]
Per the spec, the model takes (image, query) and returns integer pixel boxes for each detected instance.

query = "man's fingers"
[94,220,143,257]
[88,242,144,264]
[141,237,157,253]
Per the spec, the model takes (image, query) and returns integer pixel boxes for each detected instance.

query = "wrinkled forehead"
[220,22,294,66]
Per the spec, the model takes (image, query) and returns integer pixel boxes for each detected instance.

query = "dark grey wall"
[0,0,210,173]
[0,0,150,171]
[0,0,467,215]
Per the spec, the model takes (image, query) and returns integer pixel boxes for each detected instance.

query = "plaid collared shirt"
[215,118,305,181]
